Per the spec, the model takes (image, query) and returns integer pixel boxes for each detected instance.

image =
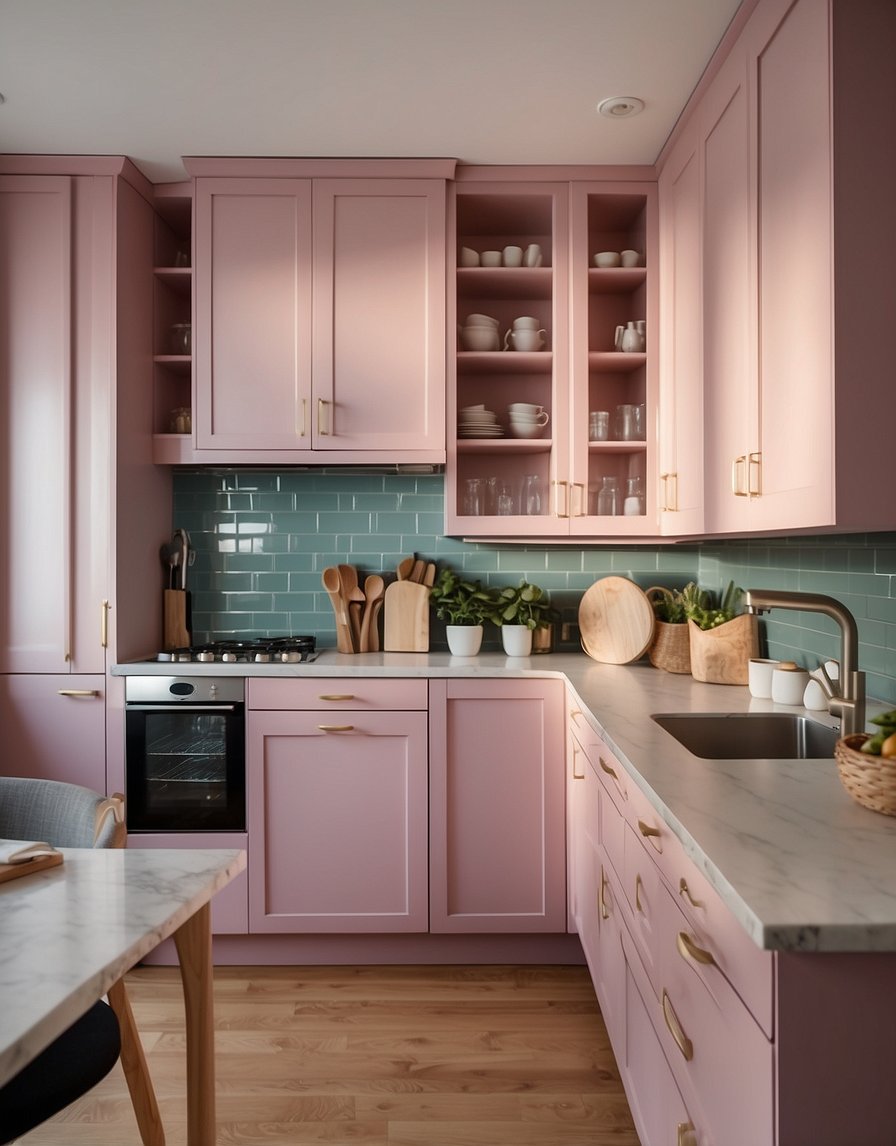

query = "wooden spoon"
[322,567,354,654]
[338,564,365,650]
[397,556,415,581]
[360,574,385,653]
[410,559,426,583]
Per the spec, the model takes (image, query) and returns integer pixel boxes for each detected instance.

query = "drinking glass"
[520,474,543,515]
[615,404,637,441]
[596,476,618,515]
[462,477,484,515]
[589,411,609,441]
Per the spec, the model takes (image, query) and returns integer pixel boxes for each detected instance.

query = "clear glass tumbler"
[596,476,618,515]
[462,477,484,515]
[589,411,609,441]
[520,474,543,515]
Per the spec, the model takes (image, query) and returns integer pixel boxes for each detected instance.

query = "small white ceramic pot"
[501,625,533,657]
[446,625,483,656]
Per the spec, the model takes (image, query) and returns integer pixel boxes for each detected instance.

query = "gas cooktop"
[156,636,318,665]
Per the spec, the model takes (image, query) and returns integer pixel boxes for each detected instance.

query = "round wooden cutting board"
[578,576,655,664]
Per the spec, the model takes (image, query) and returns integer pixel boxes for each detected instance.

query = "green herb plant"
[486,580,556,631]
[428,567,495,627]
[651,581,744,630]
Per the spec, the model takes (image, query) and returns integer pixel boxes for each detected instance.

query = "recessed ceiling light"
[597,96,645,119]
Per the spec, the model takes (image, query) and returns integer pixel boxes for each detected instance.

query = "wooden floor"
[18,964,640,1145]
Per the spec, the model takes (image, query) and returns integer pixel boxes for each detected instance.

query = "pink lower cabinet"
[428,678,566,932]
[0,674,106,790]
[247,703,428,932]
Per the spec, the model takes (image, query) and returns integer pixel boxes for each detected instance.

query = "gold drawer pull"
[637,819,663,852]
[57,689,99,698]
[599,865,610,921]
[662,989,693,1061]
[318,694,356,701]
[677,931,716,967]
[677,1123,696,1146]
[599,756,627,800]
[572,745,585,781]
[635,873,645,914]
[317,724,354,732]
[679,877,703,909]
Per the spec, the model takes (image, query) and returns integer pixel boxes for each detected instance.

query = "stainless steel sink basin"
[652,712,839,759]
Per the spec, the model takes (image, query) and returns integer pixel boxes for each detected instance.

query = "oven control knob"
[209,683,218,699]
[221,652,237,663]
[177,653,192,662]
[255,652,271,663]
[281,651,301,663]
[197,651,215,663]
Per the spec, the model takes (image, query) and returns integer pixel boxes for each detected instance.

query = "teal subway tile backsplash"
[173,472,896,702]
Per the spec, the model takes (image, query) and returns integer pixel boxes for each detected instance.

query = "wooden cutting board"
[383,581,430,652]
[578,576,655,664]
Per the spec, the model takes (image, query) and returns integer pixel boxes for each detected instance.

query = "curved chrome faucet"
[743,590,866,737]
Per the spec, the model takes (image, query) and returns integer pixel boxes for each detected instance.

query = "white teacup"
[508,402,545,416]
[748,658,781,699]
[502,245,523,267]
[480,250,502,267]
[594,251,621,268]
[465,313,499,328]
[460,327,500,351]
[509,419,547,439]
[620,249,641,268]
[511,316,540,330]
[459,247,479,267]
[510,409,549,426]
[504,329,545,352]
[771,665,810,706]
[524,243,543,267]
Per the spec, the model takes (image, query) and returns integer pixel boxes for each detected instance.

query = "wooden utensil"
[338,564,365,651]
[360,574,385,653]
[397,556,415,581]
[383,581,430,652]
[423,562,436,588]
[578,576,655,664]
[322,567,355,654]
[410,558,426,584]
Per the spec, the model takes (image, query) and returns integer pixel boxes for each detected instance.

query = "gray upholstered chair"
[0,777,164,1146]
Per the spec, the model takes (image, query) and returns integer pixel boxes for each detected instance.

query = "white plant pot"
[501,625,533,657]
[446,625,483,656]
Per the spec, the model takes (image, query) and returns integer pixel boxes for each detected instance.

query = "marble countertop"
[0,847,246,1086]
[114,651,896,953]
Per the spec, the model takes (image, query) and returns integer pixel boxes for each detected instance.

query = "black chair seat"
[0,1000,121,1144]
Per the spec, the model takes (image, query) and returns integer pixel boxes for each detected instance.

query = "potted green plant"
[487,579,555,657]
[683,580,758,684]
[429,567,495,656]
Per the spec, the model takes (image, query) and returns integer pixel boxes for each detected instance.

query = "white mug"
[464,313,499,328]
[480,250,502,267]
[459,246,479,267]
[505,329,545,352]
[771,666,810,706]
[620,249,641,267]
[512,316,540,330]
[502,245,523,267]
[510,409,549,426]
[524,243,543,267]
[748,658,781,699]
[508,402,544,416]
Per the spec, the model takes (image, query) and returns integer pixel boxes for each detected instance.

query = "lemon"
[881,733,896,758]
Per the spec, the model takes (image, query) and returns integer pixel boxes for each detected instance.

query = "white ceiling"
[0,0,743,184]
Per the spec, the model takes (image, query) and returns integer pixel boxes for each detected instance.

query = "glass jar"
[168,407,192,435]
[588,410,609,441]
[596,476,618,515]
[171,323,192,356]
[623,476,644,515]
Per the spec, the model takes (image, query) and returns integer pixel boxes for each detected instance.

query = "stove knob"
[177,653,192,662]
[221,652,237,663]
[157,652,173,662]
[281,651,301,663]
[197,651,215,663]
[255,652,271,663]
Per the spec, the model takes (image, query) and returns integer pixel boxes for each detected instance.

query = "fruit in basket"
[860,709,896,754]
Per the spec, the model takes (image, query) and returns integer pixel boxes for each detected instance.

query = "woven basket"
[835,734,896,817]
[645,588,691,674]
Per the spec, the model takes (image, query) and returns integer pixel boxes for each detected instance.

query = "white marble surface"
[113,651,896,952]
[0,847,246,1087]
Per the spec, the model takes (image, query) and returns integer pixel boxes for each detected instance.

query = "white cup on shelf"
[480,250,502,267]
[502,245,523,267]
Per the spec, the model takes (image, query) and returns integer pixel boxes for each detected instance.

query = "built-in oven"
[125,676,246,832]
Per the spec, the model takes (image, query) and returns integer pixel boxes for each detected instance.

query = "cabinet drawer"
[248,677,428,711]
[624,918,772,1146]
[623,821,664,991]
[623,775,774,1037]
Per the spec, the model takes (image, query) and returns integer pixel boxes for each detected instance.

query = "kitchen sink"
[652,712,839,760]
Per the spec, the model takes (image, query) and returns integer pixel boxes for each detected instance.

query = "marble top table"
[0,846,246,1142]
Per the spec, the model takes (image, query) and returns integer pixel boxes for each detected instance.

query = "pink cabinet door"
[247,709,428,932]
[194,177,314,450]
[700,48,754,534]
[428,678,566,933]
[312,179,446,453]
[0,674,106,791]
[657,122,704,536]
[0,176,73,673]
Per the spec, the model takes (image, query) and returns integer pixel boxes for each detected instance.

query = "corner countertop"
[113,650,896,953]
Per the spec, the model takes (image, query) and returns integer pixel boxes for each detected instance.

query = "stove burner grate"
[157,636,317,664]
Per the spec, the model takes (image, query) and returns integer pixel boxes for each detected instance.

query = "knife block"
[383,582,430,652]
[163,589,191,650]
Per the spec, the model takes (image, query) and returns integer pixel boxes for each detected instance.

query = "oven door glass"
[126,706,246,831]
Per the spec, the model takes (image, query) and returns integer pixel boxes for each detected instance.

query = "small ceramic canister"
[771,664,810,705]
[748,657,781,699]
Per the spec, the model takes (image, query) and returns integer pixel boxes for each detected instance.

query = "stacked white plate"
[458,406,503,438]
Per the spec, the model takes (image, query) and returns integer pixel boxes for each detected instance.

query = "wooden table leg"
[172,902,214,1146]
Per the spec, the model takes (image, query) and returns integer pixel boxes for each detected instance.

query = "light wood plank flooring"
[18,964,640,1145]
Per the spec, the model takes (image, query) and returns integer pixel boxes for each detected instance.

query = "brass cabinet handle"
[318,398,330,435]
[679,877,703,909]
[599,865,610,921]
[637,819,663,854]
[571,481,586,517]
[100,599,110,649]
[599,755,627,801]
[571,744,585,781]
[662,989,694,1061]
[677,931,716,967]
[749,450,762,497]
[732,454,748,496]
[318,694,355,701]
[677,1123,696,1146]
[554,479,569,518]
[635,873,645,914]
[317,724,354,732]
[298,397,307,438]
[57,689,100,698]
[660,472,679,512]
